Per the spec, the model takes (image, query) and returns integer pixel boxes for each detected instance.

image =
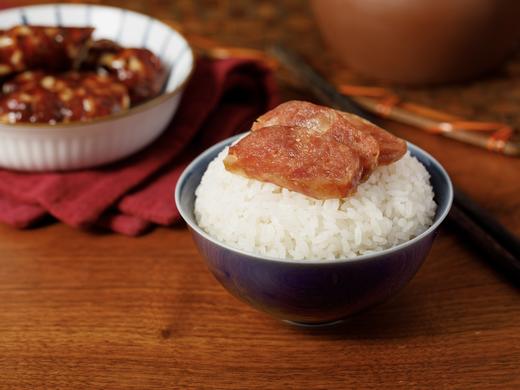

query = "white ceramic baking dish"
[0,3,194,171]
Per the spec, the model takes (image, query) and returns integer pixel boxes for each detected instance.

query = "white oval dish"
[0,4,194,171]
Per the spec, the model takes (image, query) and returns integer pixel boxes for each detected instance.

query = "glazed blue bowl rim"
[175,133,453,265]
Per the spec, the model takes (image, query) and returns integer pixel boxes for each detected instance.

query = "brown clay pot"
[310,0,520,85]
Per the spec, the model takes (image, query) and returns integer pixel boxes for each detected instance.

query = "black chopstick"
[269,45,374,120]
[447,202,520,281]
[453,187,520,261]
[270,44,520,281]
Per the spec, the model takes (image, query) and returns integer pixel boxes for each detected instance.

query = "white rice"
[194,147,436,260]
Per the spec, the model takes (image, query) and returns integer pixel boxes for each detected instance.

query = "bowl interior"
[176,134,453,264]
[0,4,193,105]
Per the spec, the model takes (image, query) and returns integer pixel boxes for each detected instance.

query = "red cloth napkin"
[0,58,279,235]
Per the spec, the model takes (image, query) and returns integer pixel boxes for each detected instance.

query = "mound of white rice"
[194,147,436,260]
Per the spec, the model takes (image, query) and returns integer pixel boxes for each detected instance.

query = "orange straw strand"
[338,83,515,151]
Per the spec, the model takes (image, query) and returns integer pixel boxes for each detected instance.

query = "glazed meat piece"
[0,25,93,77]
[337,112,407,165]
[0,81,60,124]
[252,100,406,167]
[95,47,166,104]
[82,38,122,69]
[224,125,364,199]
[226,101,407,199]
[251,100,379,179]
[0,70,130,124]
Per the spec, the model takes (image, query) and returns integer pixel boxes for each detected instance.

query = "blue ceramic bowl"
[175,134,453,326]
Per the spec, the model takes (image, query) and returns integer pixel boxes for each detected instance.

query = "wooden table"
[1,1,519,389]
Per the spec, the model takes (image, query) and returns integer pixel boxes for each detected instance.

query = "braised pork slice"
[224,125,364,200]
[337,112,407,165]
[252,100,406,166]
[252,100,379,178]
[225,101,407,199]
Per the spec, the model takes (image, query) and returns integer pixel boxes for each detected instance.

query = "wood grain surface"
[0,1,519,389]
